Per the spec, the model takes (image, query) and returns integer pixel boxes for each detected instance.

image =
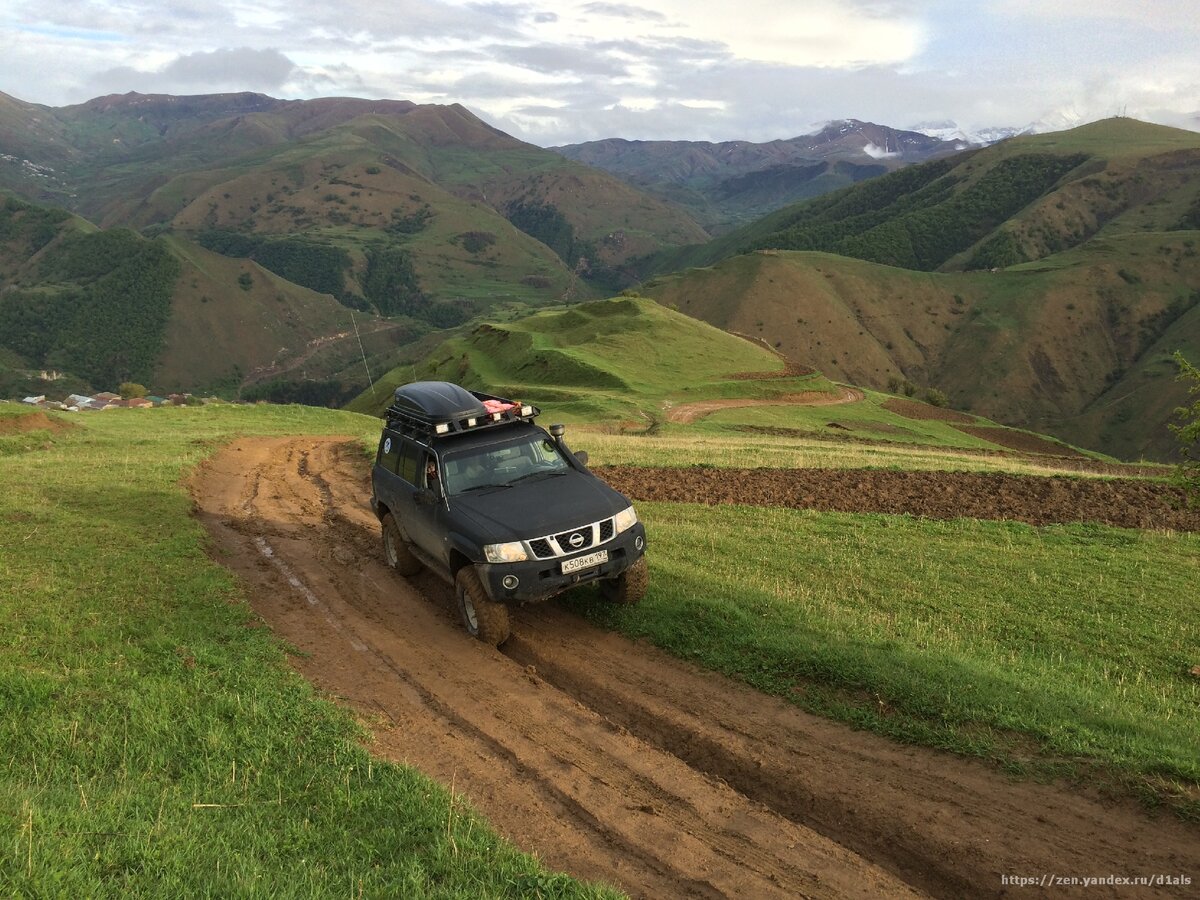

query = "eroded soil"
[192,437,1200,899]
[596,466,1200,531]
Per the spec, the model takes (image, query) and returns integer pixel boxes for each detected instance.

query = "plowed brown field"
[596,466,1200,531]
[192,437,1200,899]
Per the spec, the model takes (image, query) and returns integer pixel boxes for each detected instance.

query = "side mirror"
[416,488,438,506]
[574,450,589,467]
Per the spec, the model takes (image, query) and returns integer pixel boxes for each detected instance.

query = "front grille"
[556,527,594,552]
[527,516,616,559]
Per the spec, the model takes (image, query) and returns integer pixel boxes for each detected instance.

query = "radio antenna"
[350,308,376,400]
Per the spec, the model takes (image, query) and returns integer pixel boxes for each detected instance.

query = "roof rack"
[384,381,539,441]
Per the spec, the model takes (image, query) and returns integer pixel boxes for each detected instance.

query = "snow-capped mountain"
[911,107,1091,146]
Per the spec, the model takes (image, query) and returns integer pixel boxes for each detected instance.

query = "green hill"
[350,295,1105,462]
[645,118,1200,277]
[637,119,1200,461]
[0,194,415,401]
[642,235,1200,460]
[350,295,840,422]
[0,91,708,301]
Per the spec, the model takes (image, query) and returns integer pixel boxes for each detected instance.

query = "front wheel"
[381,513,422,576]
[455,567,511,646]
[600,556,648,605]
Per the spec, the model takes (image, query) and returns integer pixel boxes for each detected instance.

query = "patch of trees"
[387,205,433,235]
[241,377,359,408]
[887,376,948,407]
[748,154,1088,271]
[457,231,496,254]
[359,245,467,325]
[1175,195,1200,231]
[363,246,424,316]
[0,229,180,388]
[505,200,623,291]
[965,231,1025,269]
[0,197,70,255]
[197,230,349,298]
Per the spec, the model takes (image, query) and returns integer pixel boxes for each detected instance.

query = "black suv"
[370,381,648,645]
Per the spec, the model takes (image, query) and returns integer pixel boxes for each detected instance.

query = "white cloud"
[994,0,1200,30]
[863,142,900,159]
[1,0,1197,145]
[93,47,296,95]
[534,0,925,68]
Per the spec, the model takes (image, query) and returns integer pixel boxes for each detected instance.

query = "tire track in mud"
[191,437,1200,900]
[194,436,916,899]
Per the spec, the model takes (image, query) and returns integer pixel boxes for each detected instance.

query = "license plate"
[562,549,608,574]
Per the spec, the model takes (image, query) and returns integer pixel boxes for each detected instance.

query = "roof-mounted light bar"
[385,386,540,440]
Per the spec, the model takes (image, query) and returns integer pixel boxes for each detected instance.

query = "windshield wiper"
[458,482,512,494]
[508,470,567,485]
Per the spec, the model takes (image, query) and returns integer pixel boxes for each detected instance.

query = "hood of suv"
[450,471,628,543]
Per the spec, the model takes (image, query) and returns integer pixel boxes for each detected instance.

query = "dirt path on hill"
[191,437,1200,899]
[666,386,865,424]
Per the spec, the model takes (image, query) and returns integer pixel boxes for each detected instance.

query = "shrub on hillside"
[923,387,949,408]
[119,382,148,399]
[1171,351,1200,506]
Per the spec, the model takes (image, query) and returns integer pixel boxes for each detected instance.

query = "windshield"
[442,435,571,497]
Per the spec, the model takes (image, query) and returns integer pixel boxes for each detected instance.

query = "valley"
[3,93,1199,463]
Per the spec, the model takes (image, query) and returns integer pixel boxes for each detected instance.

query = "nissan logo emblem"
[568,532,585,548]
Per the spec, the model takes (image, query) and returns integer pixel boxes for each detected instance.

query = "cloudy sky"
[3,0,1198,145]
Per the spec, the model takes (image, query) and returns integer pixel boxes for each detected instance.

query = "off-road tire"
[456,567,511,646]
[600,555,648,604]
[381,513,422,576]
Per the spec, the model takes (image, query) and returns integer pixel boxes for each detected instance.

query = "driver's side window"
[422,453,439,491]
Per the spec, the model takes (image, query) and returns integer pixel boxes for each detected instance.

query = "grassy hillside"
[351,295,841,423]
[646,118,1200,277]
[0,403,617,897]
[0,196,427,401]
[638,119,1200,461]
[0,92,708,301]
[643,238,1200,460]
[351,295,1116,467]
[0,201,179,390]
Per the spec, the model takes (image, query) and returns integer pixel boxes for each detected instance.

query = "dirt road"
[192,437,1200,899]
[665,387,865,424]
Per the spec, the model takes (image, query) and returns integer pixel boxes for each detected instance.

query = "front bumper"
[476,522,647,604]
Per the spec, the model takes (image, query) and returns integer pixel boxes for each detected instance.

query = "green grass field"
[0,404,619,898]
[564,501,1200,818]
[4,364,1197,895]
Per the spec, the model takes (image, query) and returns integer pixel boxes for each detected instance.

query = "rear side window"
[378,431,402,473]
[397,441,420,485]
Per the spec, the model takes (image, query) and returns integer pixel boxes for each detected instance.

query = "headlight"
[613,506,638,535]
[483,541,528,563]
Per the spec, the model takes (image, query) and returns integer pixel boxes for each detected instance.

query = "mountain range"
[1,89,1199,460]
[552,120,969,230]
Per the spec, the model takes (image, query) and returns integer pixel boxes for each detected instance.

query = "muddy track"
[191,437,1200,899]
